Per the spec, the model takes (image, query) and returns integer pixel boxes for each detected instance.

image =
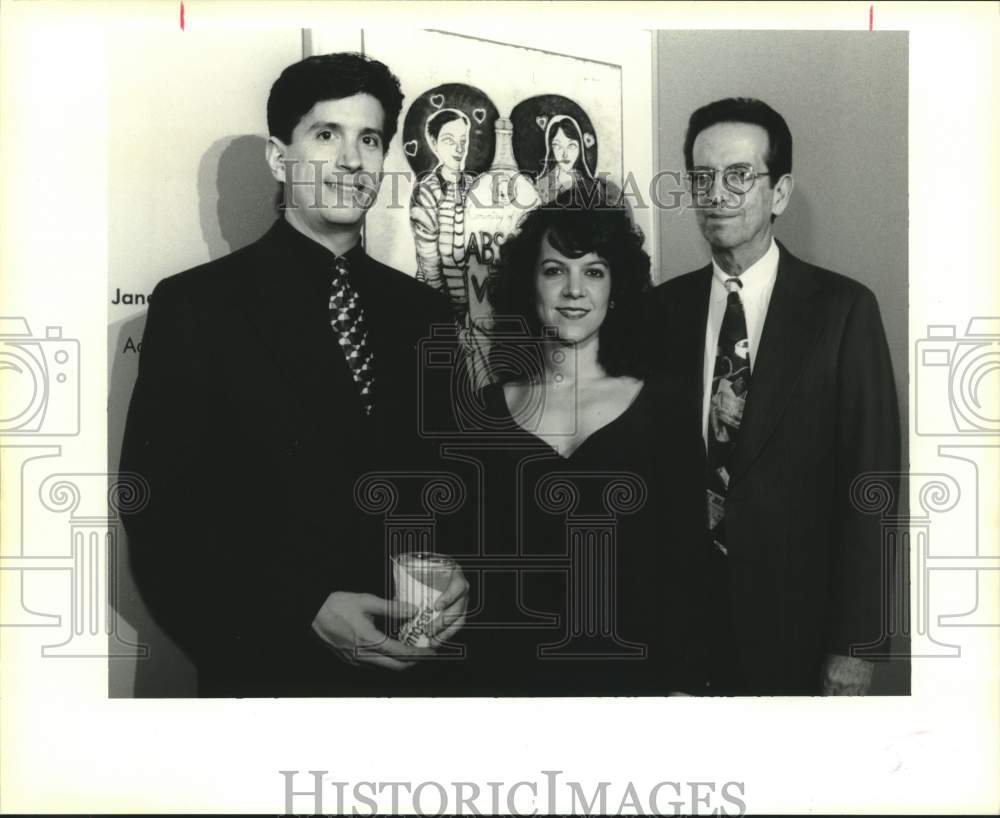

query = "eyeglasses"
[686,163,773,195]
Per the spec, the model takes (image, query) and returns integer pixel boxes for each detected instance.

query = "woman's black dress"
[457,377,713,696]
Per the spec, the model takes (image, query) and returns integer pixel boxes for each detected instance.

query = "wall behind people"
[654,30,909,694]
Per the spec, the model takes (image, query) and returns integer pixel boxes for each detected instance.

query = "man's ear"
[265,136,288,184]
[770,173,794,218]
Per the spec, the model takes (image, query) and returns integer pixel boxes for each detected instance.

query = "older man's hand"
[821,653,874,695]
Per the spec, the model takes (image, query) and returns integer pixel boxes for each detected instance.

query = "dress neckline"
[492,380,648,461]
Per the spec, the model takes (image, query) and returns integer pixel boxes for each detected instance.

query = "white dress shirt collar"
[710,238,780,302]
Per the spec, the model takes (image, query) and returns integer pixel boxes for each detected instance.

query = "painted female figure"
[533,115,597,205]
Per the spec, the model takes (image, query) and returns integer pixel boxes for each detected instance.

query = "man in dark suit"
[120,53,468,696]
[648,98,900,695]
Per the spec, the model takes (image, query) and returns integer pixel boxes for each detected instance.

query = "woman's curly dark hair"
[488,189,651,379]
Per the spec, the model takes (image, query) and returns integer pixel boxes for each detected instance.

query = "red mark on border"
[869,5,874,31]
[180,1,185,31]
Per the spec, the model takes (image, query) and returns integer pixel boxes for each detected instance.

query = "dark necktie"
[329,255,375,416]
[706,277,751,555]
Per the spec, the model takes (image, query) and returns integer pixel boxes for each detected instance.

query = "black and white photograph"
[105,26,909,700]
[1,2,997,815]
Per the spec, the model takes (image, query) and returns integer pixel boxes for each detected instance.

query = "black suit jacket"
[120,220,455,696]
[647,242,900,694]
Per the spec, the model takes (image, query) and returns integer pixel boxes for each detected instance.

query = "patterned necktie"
[706,277,751,555]
[329,255,375,416]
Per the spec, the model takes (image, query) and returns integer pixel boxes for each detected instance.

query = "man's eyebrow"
[307,121,341,133]
[690,163,752,169]
[306,122,384,141]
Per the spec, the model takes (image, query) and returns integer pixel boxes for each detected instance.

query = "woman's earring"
[609,299,616,310]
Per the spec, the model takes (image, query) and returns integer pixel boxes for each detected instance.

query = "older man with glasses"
[647,97,900,696]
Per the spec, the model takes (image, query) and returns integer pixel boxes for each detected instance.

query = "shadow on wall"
[109,134,279,697]
[199,134,279,260]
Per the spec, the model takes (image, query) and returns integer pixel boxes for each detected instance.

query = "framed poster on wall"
[306,26,655,253]
[360,29,626,384]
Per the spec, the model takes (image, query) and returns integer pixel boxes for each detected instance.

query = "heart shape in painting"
[535,115,548,131]
[583,132,596,148]
[403,140,418,157]
[429,94,445,108]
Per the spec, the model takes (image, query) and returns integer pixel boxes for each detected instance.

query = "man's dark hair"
[489,188,651,379]
[683,97,793,180]
[267,53,404,150]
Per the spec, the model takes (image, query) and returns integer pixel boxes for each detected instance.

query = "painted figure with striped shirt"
[410,108,474,318]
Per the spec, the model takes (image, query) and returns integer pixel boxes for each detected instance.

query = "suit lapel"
[730,245,823,480]
[351,260,407,365]
[670,266,713,427]
[237,237,364,437]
